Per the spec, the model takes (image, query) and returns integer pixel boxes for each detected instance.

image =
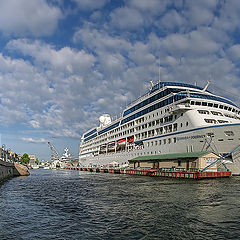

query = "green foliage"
[20,153,30,164]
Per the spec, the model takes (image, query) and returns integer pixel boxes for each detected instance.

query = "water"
[0,170,240,240]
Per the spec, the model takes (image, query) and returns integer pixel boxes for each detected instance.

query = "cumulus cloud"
[7,39,95,74]
[1,0,240,159]
[183,0,217,27]
[73,0,109,11]
[110,7,144,30]
[158,30,220,58]
[21,137,47,143]
[227,45,240,62]
[127,0,169,14]
[0,0,62,36]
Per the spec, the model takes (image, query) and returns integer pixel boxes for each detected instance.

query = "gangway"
[200,143,240,172]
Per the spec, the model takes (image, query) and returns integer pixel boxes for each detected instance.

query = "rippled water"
[0,169,240,240]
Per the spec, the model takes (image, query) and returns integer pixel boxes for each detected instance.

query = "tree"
[20,153,30,164]
[35,158,39,165]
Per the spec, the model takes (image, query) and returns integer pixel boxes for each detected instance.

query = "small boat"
[118,138,126,146]
[31,165,39,169]
[107,142,116,152]
[99,145,107,153]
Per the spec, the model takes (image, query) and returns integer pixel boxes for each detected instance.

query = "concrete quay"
[0,159,29,182]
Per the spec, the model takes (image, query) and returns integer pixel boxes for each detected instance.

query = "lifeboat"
[117,138,126,146]
[99,145,107,153]
[127,137,134,143]
[107,142,116,152]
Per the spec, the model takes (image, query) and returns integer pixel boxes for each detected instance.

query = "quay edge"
[64,167,232,179]
[0,159,29,182]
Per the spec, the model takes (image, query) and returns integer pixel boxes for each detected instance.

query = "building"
[129,152,220,172]
[29,155,38,166]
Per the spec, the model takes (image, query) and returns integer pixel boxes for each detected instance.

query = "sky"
[1,0,240,160]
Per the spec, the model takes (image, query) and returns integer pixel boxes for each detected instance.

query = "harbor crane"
[47,141,60,162]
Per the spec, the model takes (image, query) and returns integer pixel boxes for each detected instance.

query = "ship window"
[204,119,217,124]
[224,131,234,136]
[163,139,166,144]
[186,122,189,126]
[225,114,234,118]
[219,105,223,109]
[196,102,201,105]
[168,138,171,144]
[208,103,213,107]
[211,111,223,116]
[180,123,183,127]
[159,140,161,145]
[224,106,228,110]
[202,102,207,106]
[155,141,158,146]
[198,110,209,114]
[160,127,163,134]
[173,137,177,143]
[190,101,195,105]
[214,104,218,108]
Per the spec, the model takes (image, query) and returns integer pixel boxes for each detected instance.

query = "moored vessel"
[79,81,240,174]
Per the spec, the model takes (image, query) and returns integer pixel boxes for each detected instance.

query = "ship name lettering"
[177,135,205,141]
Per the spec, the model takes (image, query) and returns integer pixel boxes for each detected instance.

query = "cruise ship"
[79,81,240,173]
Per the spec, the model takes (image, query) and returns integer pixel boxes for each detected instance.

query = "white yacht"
[79,81,240,174]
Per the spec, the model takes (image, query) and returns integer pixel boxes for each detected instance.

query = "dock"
[64,167,231,179]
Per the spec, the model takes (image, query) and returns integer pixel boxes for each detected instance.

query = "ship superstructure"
[79,81,240,172]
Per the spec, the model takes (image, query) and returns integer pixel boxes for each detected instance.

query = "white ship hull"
[79,82,240,175]
[80,123,240,174]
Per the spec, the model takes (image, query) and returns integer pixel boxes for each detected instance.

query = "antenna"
[202,80,211,93]
[150,80,154,87]
[158,59,161,83]
[149,80,154,91]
